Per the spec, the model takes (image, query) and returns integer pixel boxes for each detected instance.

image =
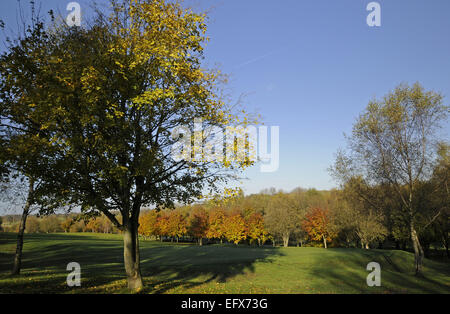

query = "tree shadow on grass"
[0,233,284,294]
[139,244,284,293]
[306,248,450,294]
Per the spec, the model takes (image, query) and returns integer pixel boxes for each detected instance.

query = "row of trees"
[138,189,369,249]
[136,170,446,256]
[0,214,117,234]
[2,173,447,257]
[138,207,269,246]
[2,163,447,257]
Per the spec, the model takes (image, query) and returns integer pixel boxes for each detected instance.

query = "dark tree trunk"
[123,219,143,290]
[12,179,34,275]
[442,235,449,258]
[423,243,430,259]
[401,241,407,251]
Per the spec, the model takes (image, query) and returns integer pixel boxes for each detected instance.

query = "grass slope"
[0,232,449,294]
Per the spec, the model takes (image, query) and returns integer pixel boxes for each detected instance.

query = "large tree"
[331,83,448,274]
[1,0,252,290]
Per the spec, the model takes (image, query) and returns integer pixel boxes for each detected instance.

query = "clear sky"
[1,0,449,196]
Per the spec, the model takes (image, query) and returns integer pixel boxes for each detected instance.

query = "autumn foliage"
[302,207,335,248]
[138,206,270,246]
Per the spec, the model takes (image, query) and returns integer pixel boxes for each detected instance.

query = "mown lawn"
[0,232,449,294]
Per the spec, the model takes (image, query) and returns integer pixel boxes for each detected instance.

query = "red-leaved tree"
[302,207,335,248]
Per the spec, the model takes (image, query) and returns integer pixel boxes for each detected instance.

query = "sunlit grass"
[0,233,448,294]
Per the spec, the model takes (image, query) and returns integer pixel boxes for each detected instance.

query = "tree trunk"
[365,243,369,250]
[12,179,34,275]
[283,233,290,247]
[323,235,327,249]
[199,238,203,246]
[410,223,424,275]
[123,221,143,291]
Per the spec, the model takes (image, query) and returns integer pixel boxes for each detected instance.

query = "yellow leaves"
[40,122,51,131]
[132,87,176,107]
[115,60,125,69]
[109,0,208,69]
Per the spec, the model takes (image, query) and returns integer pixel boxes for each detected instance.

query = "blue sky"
[1,0,449,196]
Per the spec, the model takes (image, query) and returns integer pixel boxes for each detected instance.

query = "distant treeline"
[0,213,118,234]
[1,186,447,258]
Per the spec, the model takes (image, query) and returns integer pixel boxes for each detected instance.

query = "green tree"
[39,215,62,233]
[264,193,300,247]
[331,83,448,273]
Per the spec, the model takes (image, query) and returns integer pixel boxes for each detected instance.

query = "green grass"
[0,232,449,294]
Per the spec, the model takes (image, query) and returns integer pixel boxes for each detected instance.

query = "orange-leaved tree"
[138,210,160,240]
[302,207,335,248]
[188,206,209,246]
[167,209,187,242]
